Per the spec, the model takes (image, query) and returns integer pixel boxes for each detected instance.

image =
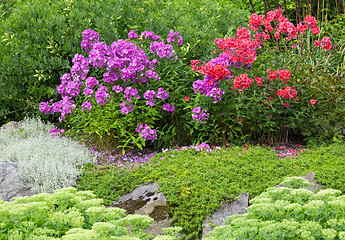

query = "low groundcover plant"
[0,187,181,239]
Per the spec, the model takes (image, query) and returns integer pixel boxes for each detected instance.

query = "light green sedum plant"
[0,117,96,193]
[0,187,181,239]
[206,177,345,239]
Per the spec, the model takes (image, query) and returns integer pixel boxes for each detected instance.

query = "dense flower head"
[150,41,175,59]
[112,85,123,93]
[95,85,109,105]
[156,87,169,100]
[144,90,156,106]
[320,37,332,51]
[277,86,297,99]
[136,123,157,141]
[167,29,183,45]
[124,87,140,101]
[49,127,65,138]
[71,54,89,81]
[192,107,209,123]
[310,99,317,105]
[81,29,99,53]
[233,73,254,90]
[88,41,111,69]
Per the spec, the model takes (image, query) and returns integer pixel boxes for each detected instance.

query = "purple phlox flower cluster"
[82,77,99,97]
[144,90,156,106]
[49,127,65,138]
[88,41,111,69]
[124,87,140,101]
[162,103,175,113]
[81,29,99,53]
[95,85,110,105]
[156,87,169,100]
[192,107,209,123]
[167,29,183,45]
[120,101,134,114]
[113,85,124,93]
[40,96,76,122]
[140,31,161,40]
[136,123,157,142]
[71,54,89,81]
[82,100,92,112]
[103,72,119,84]
[205,87,224,103]
[128,30,140,39]
[145,69,160,81]
[150,41,175,59]
[57,73,83,98]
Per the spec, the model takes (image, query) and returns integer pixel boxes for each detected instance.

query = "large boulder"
[112,182,172,236]
[0,161,35,201]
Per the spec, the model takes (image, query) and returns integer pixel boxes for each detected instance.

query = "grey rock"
[112,182,172,236]
[0,121,21,131]
[202,192,249,238]
[0,161,35,201]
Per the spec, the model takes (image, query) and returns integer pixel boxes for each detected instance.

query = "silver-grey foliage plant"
[0,117,96,193]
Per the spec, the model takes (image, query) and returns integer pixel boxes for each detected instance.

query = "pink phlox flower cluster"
[192,107,209,123]
[120,101,134,114]
[124,87,140,101]
[150,41,175,59]
[277,86,297,99]
[205,87,224,103]
[71,54,89,81]
[40,96,76,122]
[136,123,157,141]
[95,85,110,105]
[144,90,156,106]
[88,41,111,69]
[156,87,169,100]
[49,127,65,138]
[81,29,99,53]
[103,72,119,84]
[167,29,183,45]
[162,103,175,113]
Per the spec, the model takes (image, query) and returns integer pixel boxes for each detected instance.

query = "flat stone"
[202,192,249,238]
[0,161,35,201]
[112,182,172,236]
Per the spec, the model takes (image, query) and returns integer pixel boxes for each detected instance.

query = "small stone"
[0,161,35,201]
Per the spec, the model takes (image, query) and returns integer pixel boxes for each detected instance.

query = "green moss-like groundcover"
[77,143,345,239]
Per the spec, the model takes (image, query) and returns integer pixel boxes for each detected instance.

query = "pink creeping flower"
[310,99,317,105]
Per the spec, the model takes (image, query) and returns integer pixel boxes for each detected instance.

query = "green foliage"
[0,187,173,239]
[206,177,345,240]
[78,145,308,239]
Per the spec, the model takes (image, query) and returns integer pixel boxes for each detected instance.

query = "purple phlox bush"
[40,29,182,144]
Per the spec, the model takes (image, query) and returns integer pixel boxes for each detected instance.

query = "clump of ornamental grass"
[0,117,96,193]
[206,177,345,240]
[0,187,182,239]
